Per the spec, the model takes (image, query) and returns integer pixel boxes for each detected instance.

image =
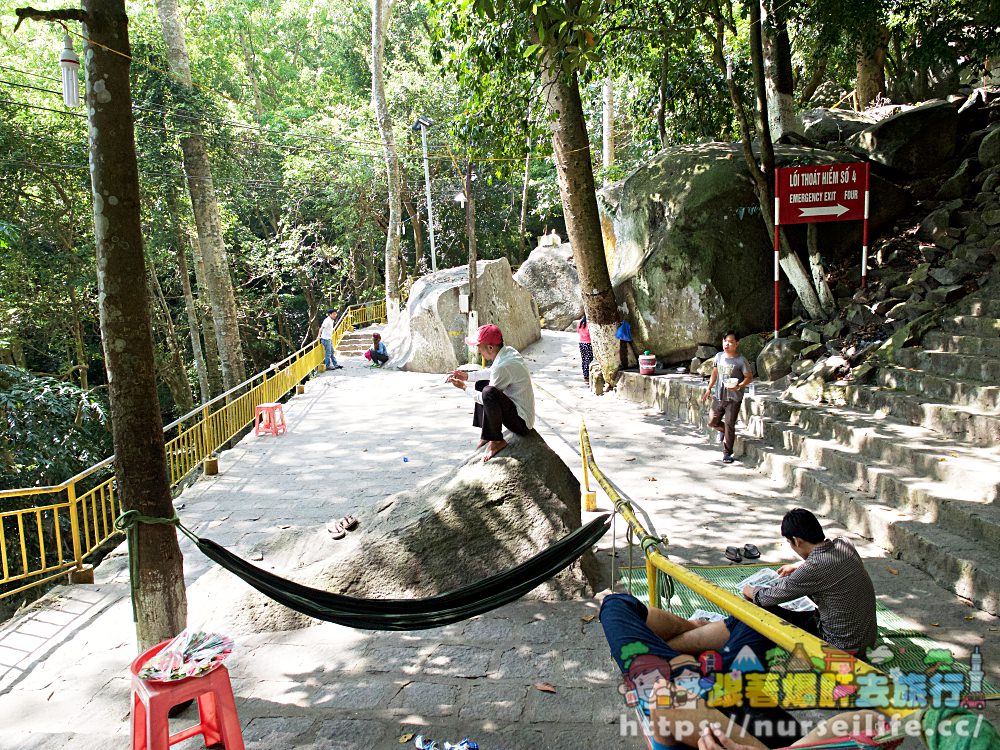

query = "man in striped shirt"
[742,508,878,656]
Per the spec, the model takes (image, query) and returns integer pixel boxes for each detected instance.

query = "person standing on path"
[701,331,752,463]
[318,309,343,371]
[616,319,642,371]
[576,314,594,383]
[446,324,535,462]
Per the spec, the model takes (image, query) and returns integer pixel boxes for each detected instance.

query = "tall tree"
[15,0,188,649]
[370,0,403,323]
[760,0,800,140]
[155,0,247,390]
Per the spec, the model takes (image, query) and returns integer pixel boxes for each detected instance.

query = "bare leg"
[644,607,720,644]
[667,619,731,654]
[483,439,508,461]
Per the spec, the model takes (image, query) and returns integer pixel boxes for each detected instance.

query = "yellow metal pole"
[66,483,84,571]
[645,557,658,609]
[578,420,597,512]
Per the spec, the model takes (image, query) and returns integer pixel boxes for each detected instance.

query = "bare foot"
[482,439,508,462]
[477,439,488,449]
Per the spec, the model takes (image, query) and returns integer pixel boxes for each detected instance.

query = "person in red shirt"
[576,314,593,383]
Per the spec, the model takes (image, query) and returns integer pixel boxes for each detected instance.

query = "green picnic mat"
[618,563,999,697]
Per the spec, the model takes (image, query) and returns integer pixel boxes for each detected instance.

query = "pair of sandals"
[725,544,760,563]
[326,515,358,539]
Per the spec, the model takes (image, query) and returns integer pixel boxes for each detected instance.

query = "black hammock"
[192,513,612,631]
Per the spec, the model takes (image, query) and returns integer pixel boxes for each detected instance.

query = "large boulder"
[801,108,877,143]
[847,100,959,176]
[513,242,583,330]
[757,337,809,381]
[599,142,909,361]
[226,432,599,631]
[384,259,540,373]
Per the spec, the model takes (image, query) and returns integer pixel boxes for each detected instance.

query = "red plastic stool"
[130,640,245,750]
[254,402,286,436]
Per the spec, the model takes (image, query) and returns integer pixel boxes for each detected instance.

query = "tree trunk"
[81,0,187,650]
[466,162,477,315]
[807,224,837,317]
[149,266,195,414]
[760,0,800,140]
[175,236,210,404]
[518,138,531,260]
[237,24,265,121]
[167,190,210,403]
[402,190,424,272]
[189,234,223,394]
[657,35,669,149]
[707,5,825,321]
[536,37,619,381]
[856,27,889,109]
[155,0,246,391]
[69,286,89,391]
[370,0,402,323]
[601,78,614,179]
[799,55,828,106]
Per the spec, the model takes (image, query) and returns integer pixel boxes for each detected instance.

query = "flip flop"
[326,521,346,540]
[725,546,742,563]
[341,515,358,531]
[743,544,761,560]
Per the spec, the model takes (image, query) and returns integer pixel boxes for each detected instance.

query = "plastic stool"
[130,640,245,750]
[254,402,286,436]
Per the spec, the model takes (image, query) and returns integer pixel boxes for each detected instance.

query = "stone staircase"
[337,326,383,358]
[616,287,1000,614]
[744,288,1000,614]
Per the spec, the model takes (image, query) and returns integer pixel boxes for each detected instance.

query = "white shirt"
[319,316,335,341]
[466,345,535,429]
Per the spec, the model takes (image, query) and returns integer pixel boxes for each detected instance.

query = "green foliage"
[0,365,111,491]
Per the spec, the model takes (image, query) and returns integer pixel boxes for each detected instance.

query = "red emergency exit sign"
[775,163,869,225]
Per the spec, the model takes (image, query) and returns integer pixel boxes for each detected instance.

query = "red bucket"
[638,354,656,376]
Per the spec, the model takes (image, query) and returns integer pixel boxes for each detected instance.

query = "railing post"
[66,483,84,571]
[201,404,212,461]
[645,557,658,609]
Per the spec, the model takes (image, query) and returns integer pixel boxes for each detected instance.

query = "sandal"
[743,544,761,560]
[326,521,346,540]
[725,546,742,563]
[341,515,358,531]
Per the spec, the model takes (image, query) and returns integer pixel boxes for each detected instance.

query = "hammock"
[190,513,612,630]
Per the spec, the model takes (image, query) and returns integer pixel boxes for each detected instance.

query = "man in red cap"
[446,324,536,461]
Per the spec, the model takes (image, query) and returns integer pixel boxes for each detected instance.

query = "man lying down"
[600,508,885,749]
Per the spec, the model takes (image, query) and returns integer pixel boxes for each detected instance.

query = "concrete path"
[0,331,996,749]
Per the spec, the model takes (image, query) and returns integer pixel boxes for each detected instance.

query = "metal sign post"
[773,162,872,338]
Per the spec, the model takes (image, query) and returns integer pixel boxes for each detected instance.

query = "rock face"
[757,337,809,381]
[848,100,958,176]
[384,259,540,373]
[801,108,877,143]
[513,242,583,330]
[980,126,1000,170]
[234,431,598,631]
[599,142,909,362]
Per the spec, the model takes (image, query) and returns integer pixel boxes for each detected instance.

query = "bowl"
[724,377,739,389]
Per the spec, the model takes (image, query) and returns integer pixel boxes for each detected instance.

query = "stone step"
[894,348,1000,384]
[740,438,1000,614]
[841,383,1000,447]
[747,400,1000,502]
[876,365,1000,411]
[751,418,1000,544]
[940,315,1000,337]
[922,330,1000,357]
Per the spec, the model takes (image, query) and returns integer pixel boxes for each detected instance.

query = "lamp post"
[411,116,437,272]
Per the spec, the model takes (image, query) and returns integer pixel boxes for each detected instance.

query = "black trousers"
[371,350,389,365]
[473,380,528,441]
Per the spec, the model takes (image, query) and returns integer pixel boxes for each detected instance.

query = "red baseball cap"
[465,324,503,346]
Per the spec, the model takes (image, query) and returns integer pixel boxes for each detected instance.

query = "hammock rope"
[116,510,612,631]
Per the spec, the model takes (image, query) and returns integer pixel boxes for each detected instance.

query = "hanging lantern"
[58,34,80,108]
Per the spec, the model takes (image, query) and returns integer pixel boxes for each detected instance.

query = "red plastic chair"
[254,402,286,437]
[129,640,245,750]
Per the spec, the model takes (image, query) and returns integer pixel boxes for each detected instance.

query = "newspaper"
[736,569,817,612]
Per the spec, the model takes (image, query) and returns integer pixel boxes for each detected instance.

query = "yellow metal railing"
[577,418,916,715]
[0,299,387,602]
